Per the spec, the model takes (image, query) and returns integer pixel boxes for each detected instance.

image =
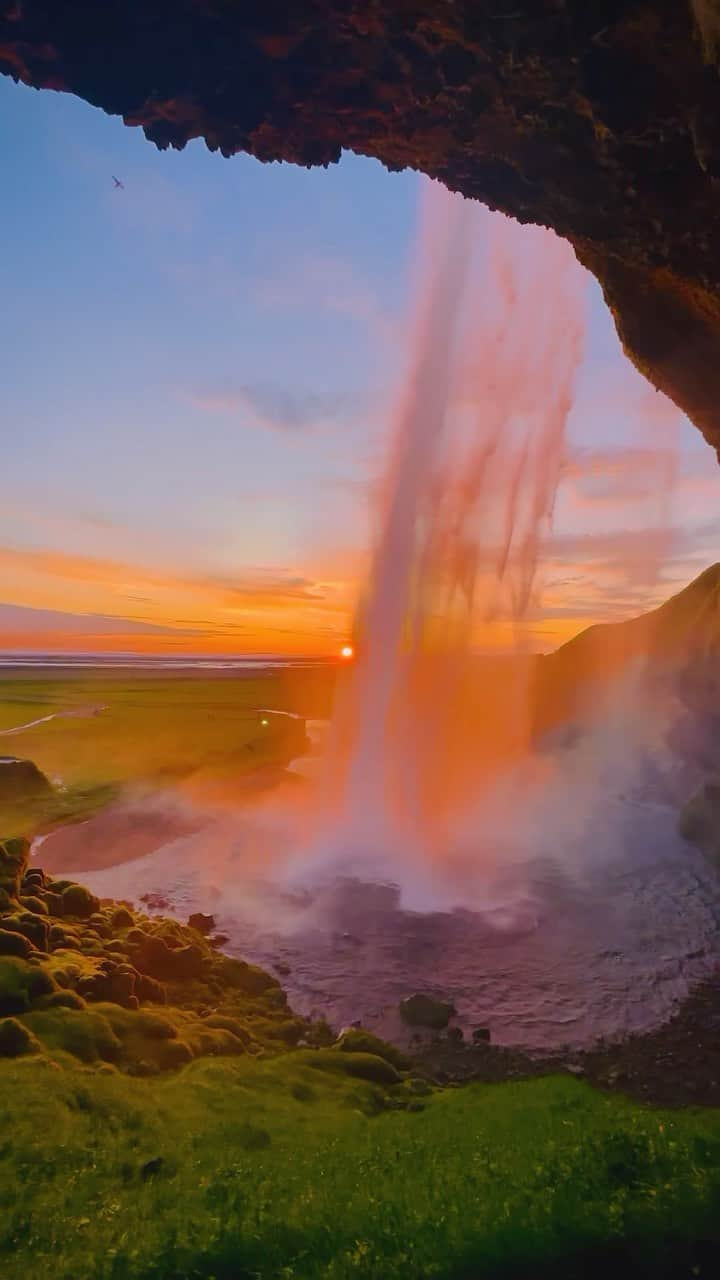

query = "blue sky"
[1,74,719,653]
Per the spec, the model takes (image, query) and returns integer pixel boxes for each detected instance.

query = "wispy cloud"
[186,382,359,433]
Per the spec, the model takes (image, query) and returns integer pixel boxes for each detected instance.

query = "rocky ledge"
[2,3,720,451]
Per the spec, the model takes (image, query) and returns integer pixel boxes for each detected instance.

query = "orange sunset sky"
[3,79,720,659]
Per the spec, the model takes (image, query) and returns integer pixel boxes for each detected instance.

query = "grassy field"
[0,666,338,835]
[1,1055,719,1280]
[0,668,336,786]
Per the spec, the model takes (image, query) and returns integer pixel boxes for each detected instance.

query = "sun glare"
[340,644,354,660]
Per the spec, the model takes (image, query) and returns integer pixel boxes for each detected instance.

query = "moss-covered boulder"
[0,927,35,959]
[305,1048,402,1086]
[2,911,49,951]
[0,956,56,1015]
[335,1028,411,1071]
[0,1016,40,1057]
[126,930,206,981]
[62,884,100,919]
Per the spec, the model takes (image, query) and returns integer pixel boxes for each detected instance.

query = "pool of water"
[72,783,720,1052]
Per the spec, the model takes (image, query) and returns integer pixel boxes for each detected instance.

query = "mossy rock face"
[61,884,101,919]
[0,1016,40,1057]
[335,1028,411,1071]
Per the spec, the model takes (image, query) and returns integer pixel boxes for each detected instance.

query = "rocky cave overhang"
[2,1,720,453]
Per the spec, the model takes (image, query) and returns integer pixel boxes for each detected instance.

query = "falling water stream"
[54,186,720,1050]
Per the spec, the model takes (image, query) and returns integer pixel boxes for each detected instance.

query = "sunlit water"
[67,713,720,1053]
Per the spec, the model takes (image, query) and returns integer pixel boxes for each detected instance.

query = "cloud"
[0,543,331,607]
[0,602,186,637]
[187,382,356,432]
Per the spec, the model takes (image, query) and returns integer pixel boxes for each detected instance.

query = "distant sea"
[0,652,333,671]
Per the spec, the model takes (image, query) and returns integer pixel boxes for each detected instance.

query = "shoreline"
[413,973,720,1107]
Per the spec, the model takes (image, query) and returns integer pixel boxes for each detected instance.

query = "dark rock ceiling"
[2,2,720,453]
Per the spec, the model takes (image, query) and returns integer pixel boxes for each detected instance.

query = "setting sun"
[340,644,354,660]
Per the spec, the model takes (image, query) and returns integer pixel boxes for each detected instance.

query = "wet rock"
[446,1026,464,1044]
[188,912,215,935]
[399,993,456,1030]
[472,1027,491,1044]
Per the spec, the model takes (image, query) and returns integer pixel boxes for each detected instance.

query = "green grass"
[0,1057,719,1279]
[0,668,337,834]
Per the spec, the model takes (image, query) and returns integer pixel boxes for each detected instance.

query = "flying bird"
[112,175,124,190]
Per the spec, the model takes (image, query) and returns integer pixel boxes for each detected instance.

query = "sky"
[1,74,720,656]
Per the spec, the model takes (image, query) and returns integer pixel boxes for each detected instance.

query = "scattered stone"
[399,993,456,1030]
[446,1026,464,1044]
[140,1156,165,1180]
[472,1027,491,1044]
